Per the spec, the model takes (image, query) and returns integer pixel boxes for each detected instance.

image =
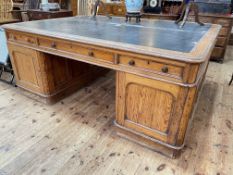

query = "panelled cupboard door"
[116,72,189,146]
[8,44,45,94]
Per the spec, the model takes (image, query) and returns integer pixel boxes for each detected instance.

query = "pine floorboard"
[0,46,233,175]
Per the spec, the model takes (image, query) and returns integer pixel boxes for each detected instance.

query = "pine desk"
[3,16,220,158]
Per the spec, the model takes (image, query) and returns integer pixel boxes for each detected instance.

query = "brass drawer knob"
[161,66,169,73]
[128,60,135,66]
[51,42,56,48]
[88,51,94,57]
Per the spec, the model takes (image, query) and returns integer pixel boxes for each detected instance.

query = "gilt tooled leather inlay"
[7,16,211,52]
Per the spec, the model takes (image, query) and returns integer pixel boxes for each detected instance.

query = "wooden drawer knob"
[27,38,33,44]
[128,60,135,66]
[51,42,56,48]
[88,51,94,57]
[161,66,169,73]
[113,54,120,64]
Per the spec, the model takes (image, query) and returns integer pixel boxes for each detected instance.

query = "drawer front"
[8,33,37,45]
[216,37,227,47]
[105,5,113,14]
[214,18,231,27]
[219,27,230,37]
[188,16,212,23]
[38,38,114,63]
[188,16,231,37]
[211,47,225,59]
[112,5,126,16]
[189,16,231,27]
[199,16,214,23]
[28,13,50,20]
[119,56,184,79]
[98,5,113,15]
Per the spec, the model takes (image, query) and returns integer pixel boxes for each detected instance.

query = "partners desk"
[3,16,220,158]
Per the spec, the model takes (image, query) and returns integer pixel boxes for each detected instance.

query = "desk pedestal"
[8,44,107,104]
[115,71,201,158]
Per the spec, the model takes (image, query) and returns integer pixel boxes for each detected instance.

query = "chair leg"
[175,4,186,24]
[180,4,190,28]
[192,3,204,26]
[229,73,233,86]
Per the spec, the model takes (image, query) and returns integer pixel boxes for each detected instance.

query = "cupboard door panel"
[216,37,227,47]
[211,47,225,60]
[13,51,39,85]
[8,44,44,93]
[126,83,173,133]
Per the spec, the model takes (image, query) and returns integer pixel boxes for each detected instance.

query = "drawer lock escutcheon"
[128,60,135,66]
[27,38,33,44]
[51,42,56,48]
[161,66,169,73]
[10,35,16,40]
[88,51,94,57]
[113,54,120,64]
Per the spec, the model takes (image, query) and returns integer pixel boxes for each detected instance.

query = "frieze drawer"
[119,56,184,80]
[216,37,227,47]
[219,27,230,37]
[8,33,37,45]
[38,38,114,63]
[212,47,225,59]
[214,18,231,27]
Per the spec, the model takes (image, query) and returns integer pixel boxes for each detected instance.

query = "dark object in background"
[143,6,161,14]
[232,0,233,13]
[144,0,233,15]
[0,27,15,85]
[126,12,142,23]
[194,0,232,15]
[25,0,40,9]
[92,0,112,19]
[27,9,73,21]
[229,73,233,85]
[162,0,182,15]
[143,0,162,14]
[176,1,204,28]
[0,58,15,85]
[18,0,68,10]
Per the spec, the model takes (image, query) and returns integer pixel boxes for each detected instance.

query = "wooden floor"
[0,47,233,175]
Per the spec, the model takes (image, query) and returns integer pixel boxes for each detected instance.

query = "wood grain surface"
[3,16,220,157]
